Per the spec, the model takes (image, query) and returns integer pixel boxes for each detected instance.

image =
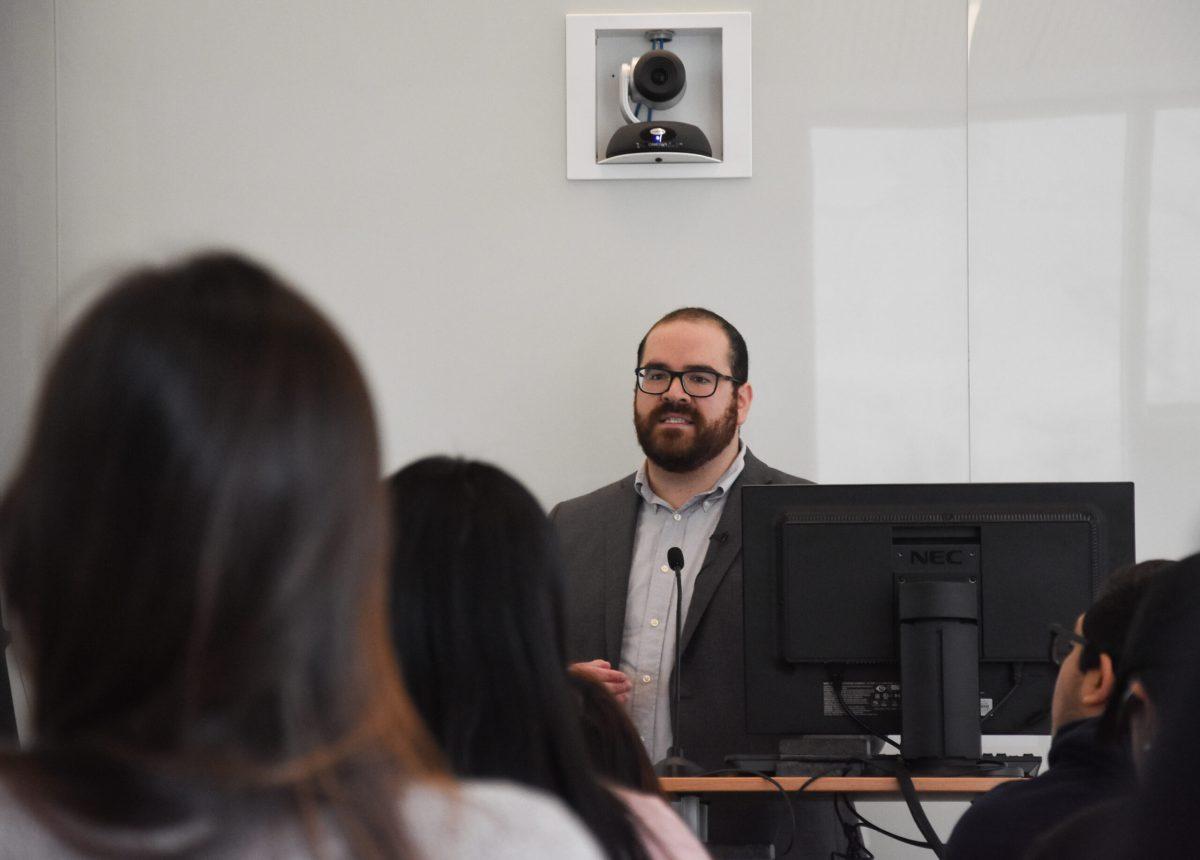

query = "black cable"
[893,759,946,858]
[832,793,875,859]
[826,665,903,755]
[981,662,1024,722]
[823,666,951,856]
[836,793,930,850]
[699,755,959,858]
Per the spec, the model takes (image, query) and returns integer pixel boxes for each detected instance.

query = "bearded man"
[551,308,843,858]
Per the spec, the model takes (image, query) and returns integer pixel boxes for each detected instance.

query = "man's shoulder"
[945,763,1126,860]
[945,776,1045,860]
[740,450,813,487]
[548,451,813,521]
[549,473,637,523]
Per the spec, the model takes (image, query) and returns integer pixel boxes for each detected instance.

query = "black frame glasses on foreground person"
[1049,622,1090,666]
[635,366,743,397]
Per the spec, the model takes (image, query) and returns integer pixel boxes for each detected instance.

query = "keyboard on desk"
[723,753,1042,778]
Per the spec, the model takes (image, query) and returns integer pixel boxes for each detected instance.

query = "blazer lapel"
[679,451,776,656]
[604,480,641,666]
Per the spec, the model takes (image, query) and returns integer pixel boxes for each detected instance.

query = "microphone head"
[667,546,685,572]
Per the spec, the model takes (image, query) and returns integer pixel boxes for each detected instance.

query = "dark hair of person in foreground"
[1121,552,1200,856]
[1078,559,1177,674]
[0,252,441,857]
[1027,554,1200,860]
[387,458,649,860]
[568,674,661,796]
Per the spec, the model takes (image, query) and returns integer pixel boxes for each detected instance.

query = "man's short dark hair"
[1079,559,1175,672]
[636,307,749,383]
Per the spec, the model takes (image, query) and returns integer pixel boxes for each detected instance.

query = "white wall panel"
[0,0,57,746]
[969,113,1127,480]
[812,125,968,483]
[0,0,57,485]
[1146,109,1200,409]
[757,0,970,487]
[1133,104,1200,558]
[968,0,1200,561]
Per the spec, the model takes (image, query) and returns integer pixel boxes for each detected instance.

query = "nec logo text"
[908,550,965,565]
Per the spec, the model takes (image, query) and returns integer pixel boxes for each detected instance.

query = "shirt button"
[660,564,670,573]
[642,675,652,684]
[650,619,660,627]
[673,513,682,521]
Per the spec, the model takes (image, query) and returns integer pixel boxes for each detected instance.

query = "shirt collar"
[634,442,748,512]
[1048,716,1133,777]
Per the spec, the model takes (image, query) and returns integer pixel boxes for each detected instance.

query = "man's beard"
[634,397,739,474]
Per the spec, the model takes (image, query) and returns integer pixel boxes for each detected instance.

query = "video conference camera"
[630,49,687,109]
[603,30,717,164]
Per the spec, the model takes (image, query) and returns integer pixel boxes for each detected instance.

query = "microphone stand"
[654,551,703,777]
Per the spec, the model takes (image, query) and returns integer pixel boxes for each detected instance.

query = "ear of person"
[1080,652,1116,708]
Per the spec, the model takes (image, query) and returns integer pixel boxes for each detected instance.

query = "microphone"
[653,546,703,777]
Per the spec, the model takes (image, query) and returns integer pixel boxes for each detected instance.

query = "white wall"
[0,0,58,743]
[2,1,1199,855]
[1,0,57,503]
[967,0,1200,562]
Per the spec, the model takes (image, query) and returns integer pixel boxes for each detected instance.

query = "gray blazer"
[549,449,812,769]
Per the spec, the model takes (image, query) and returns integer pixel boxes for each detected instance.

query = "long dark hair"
[388,458,648,860]
[568,674,661,796]
[0,252,440,856]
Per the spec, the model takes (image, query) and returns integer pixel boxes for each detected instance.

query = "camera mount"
[603,30,716,164]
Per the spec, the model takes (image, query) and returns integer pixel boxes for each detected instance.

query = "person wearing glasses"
[550,308,844,858]
[944,558,1174,860]
[1024,553,1200,860]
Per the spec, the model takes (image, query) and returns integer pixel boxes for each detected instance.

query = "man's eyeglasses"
[1049,622,1089,666]
[635,367,743,398]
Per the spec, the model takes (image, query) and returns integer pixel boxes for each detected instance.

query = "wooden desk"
[661,775,1021,803]
[660,776,1023,847]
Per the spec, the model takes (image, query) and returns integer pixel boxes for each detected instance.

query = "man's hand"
[569,659,633,704]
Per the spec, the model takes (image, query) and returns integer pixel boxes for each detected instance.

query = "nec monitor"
[742,482,1134,769]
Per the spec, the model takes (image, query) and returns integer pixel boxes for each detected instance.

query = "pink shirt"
[614,787,712,860]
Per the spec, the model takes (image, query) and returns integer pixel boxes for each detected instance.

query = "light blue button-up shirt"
[619,444,747,763]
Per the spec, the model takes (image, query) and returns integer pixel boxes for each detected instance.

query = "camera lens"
[632,49,686,108]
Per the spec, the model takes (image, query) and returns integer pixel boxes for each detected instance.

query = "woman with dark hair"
[0,252,601,859]
[388,457,710,860]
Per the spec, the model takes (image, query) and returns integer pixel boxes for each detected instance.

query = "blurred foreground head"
[0,252,435,854]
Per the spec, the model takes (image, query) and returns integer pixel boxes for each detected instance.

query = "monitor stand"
[897,578,982,772]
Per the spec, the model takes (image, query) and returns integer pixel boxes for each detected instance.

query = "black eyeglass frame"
[1048,621,1089,666]
[634,366,744,398]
